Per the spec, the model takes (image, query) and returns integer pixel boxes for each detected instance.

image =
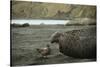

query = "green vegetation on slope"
[11,1,96,19]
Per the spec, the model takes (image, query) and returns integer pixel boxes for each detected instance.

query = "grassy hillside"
[11,1,96,20]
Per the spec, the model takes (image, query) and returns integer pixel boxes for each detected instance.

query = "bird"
[36,44,51,58]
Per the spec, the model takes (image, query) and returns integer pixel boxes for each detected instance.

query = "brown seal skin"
[51,27,96,59]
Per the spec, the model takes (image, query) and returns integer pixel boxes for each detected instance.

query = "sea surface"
[11,19,69,25]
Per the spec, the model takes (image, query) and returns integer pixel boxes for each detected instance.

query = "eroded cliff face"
[11,1,96,20]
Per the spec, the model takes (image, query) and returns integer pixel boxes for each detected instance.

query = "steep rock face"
[51,27,96,59]
[70,6,96,18]
[11,1,96,19]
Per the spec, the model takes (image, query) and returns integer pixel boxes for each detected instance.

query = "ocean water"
[11,19,69,25]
